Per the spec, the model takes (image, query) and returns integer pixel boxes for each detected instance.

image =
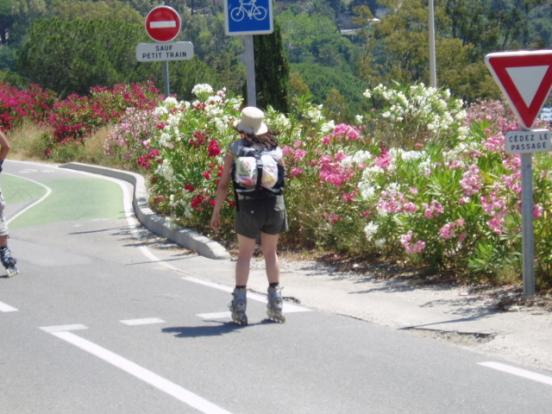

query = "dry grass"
[8,121,52,161]
[81,126,117,167]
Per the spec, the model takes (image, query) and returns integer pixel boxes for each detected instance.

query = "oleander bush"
[4,80,552,287]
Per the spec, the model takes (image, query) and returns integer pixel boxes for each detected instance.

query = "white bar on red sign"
[150,21,177,28]
[505,129,551,154]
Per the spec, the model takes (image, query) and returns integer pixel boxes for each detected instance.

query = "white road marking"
[150,21,177,28]
[0,300,18,312]
[5,172,52,225]
[120,318,165,326]
[41,325,233,414]
[197,312,231,321]
[40,324,88,333]
[183,276,310,313]
[479,362,552,387]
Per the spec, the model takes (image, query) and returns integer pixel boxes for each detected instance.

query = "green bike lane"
[1,167,124,229]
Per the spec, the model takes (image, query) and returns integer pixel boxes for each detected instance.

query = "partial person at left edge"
[0,129,19,277]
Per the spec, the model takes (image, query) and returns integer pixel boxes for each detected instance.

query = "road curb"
[60,162,231,260]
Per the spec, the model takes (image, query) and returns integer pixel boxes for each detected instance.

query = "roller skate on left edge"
[0,246,18,277]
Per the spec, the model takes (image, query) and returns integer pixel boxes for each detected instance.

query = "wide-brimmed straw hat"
[235,106,268,136]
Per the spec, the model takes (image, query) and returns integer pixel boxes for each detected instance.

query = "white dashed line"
[0,300,18,312]
[479,361,552,387]
[40,324,88,333]
[183,276,311,314]
[197,312,231,321]
[41,324,233,414]
[120,318,165,326]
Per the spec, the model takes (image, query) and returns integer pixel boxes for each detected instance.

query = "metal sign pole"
[428,0,437,88]
[243,35,256,107]
[521,150,536,296]
[163,60,170,97]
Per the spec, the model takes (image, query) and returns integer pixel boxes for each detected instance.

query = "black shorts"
[235,195,288,239]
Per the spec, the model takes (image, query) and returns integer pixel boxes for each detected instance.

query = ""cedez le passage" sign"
[505,129,551,154]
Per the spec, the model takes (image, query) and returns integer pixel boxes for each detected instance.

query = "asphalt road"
[1,160,552,414]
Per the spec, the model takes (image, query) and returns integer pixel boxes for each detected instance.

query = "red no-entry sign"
[145,6,182,43]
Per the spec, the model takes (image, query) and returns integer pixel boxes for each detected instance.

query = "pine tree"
[254,22,289,113]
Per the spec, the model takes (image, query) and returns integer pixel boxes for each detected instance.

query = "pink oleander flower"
[294,149,307,161]
[324,212,342,224]
[342,191,357,203]
[487,215,506,234]
[319,151,354,187]
[439,218,465,240]
[375,150,392,170]
[424,200,444,219]
[447,159,464,169]
[460,165,482,196]
[377,189,405,214]
[290,167,304,177]
[282,146,294,157]
[534,204,544,219]
[400,231,426,255]
[484,133,505,153]
[333,123,360,141]
[403,202,418,213]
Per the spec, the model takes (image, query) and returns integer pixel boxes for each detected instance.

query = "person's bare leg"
[235,234,257,286]
[260,232,280,285]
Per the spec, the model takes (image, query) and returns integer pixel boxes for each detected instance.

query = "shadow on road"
[162,320,278,338]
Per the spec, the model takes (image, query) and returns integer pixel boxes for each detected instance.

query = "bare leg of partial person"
[0,235,7,248]
[260,232,280,285]
[235,234,257,287]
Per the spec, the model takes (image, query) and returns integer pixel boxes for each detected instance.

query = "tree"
[254,22,289,113]
[17,14,154,95]
[362,0,499,102]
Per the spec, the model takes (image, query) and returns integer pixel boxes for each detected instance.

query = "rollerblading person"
[229,287,248,326]
[211,107,288,325]
[267,285,285,323]
[0,130,18,278]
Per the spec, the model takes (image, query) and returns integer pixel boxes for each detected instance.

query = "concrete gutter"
[60,162,231,260]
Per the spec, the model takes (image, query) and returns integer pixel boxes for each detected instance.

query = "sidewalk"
[62,162,552,374]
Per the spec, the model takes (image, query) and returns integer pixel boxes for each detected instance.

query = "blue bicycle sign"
[224,0,273,36]
[230,0,268,22]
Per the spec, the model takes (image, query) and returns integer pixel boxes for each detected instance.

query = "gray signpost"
[485,50,552,296]
[138,6,194,97]
[224,0,274,107]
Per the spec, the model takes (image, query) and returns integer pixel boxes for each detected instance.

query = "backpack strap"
[255,150,264,190]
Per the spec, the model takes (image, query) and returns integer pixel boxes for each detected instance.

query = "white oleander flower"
[364,222,379,241]
[191,83,214,97]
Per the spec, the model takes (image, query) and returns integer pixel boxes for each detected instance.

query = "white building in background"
[540,107,552,123]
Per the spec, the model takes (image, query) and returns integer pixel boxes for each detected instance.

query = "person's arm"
[0,130,11,172]
[210,151,234,231]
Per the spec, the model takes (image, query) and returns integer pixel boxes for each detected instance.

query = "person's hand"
[210,210,221,231]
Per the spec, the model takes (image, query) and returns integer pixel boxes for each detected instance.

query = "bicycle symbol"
[230,0,268,22]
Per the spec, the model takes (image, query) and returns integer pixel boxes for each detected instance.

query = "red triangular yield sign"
[485,50,552,129]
